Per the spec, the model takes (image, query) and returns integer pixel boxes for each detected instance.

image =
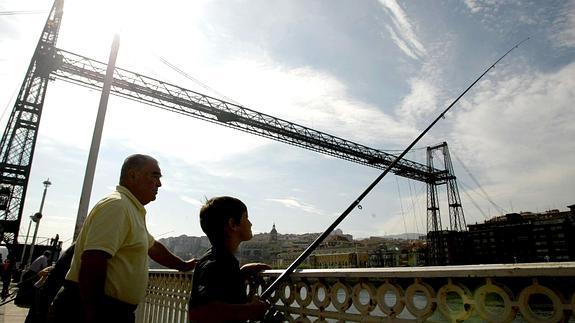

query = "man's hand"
[34,265,54,288]
[178,258,198,272]
[38,265,54,277]
[149,241,198,271]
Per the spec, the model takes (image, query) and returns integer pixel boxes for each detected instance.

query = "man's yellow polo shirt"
[66,185,155,305]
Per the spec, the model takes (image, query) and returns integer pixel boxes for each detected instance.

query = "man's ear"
[124,169,137,183]
[130,169,138,181]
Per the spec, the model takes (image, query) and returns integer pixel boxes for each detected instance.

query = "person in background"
[15,251,51,307]
[25,244,75,323]
[29,251,51,275]
[1,254,15,300]
[188,196,271,323]
[48,154,197,323]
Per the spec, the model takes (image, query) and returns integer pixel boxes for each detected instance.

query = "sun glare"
[60,0,152,51]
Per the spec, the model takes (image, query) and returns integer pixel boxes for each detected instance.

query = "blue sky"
[0,0,574,248]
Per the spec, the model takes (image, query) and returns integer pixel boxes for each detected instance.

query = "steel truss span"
[51,48,445,183]
[0,0,464,252]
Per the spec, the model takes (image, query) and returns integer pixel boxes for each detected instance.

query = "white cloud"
[396,78,439,125]
[549,0,575,49]
[378,0,426,60]
[452,61,575,212]
[385,25,419,60]
[180,196,203,207]
[464,0,482,13]
[178,56,418,147]
[266,197,325,216]
[6,0,574,244]
[464,0,505,14]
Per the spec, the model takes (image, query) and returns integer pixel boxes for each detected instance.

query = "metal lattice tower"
[0,0,465,250]
[426,142,466,265]
[0,0,63,245]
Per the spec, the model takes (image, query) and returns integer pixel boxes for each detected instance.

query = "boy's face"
[238,211,253,241]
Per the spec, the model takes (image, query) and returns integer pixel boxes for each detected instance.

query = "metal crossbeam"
[51,48,444,182]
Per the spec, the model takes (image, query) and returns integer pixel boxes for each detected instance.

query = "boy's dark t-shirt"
[189,247,247,321]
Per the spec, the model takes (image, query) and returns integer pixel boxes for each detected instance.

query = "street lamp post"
[25,179,51,268]
[18,219,33,268]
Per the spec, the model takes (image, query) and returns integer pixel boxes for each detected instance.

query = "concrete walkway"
[0,283,29,323]
[0,301,27,323]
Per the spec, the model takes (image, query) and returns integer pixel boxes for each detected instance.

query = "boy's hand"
[240,262,271,276]
[247,296,269,320]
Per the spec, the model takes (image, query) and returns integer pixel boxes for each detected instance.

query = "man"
[25,245,74,323]
[188,196,270,323]
[15,251,52,307]
[28,251,51,275]
[49,154,196,323]
[1,254,14,300]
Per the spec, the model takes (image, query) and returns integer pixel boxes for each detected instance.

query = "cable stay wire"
[0,86,19,127]
[383,145,429,154]
[407,178,423,234]
[458,180,489,220]
[393,177,426,236]
[0,10,47,16]
[395,176,409,238]
[407,178,419,233]
[155,55,244,107]
[427,147,493,220]
[452,153,508,214]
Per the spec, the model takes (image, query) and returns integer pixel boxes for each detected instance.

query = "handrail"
[139,263,575,322]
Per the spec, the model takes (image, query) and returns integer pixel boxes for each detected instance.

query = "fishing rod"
[261,37,530,299]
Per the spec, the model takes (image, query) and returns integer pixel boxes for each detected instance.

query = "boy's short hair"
[200,196,247,246]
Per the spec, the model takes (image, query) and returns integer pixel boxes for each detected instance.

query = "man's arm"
[79,250,110,323]
[148,241,197,271]
[189,297,268,322]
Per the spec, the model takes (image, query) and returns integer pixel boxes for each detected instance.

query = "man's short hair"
[199,196,247,246]
[119,154,156,183]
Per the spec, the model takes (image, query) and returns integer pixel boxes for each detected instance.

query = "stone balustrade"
[137,262,575,322]
[136,270,193,323]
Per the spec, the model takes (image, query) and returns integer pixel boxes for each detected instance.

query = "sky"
[0,0,573,249]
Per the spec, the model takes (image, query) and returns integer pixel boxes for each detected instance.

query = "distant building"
[309,252,369,268]
[270,223,278,242]
[426,230,468,265]
[239,225,405,269]
[466,205,575,264]
[366,239,426,267]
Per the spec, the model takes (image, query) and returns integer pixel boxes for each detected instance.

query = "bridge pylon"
[0,0,64,246]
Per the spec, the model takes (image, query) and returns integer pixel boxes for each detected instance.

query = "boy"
[189,196,270,322]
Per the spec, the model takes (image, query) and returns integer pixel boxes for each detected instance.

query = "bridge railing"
[137,262,575,322]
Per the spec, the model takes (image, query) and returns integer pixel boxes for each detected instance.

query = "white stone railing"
[136,270,193,323]
[137,262,575,322]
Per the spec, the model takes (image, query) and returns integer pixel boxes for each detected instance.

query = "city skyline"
[0,0,573,248]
